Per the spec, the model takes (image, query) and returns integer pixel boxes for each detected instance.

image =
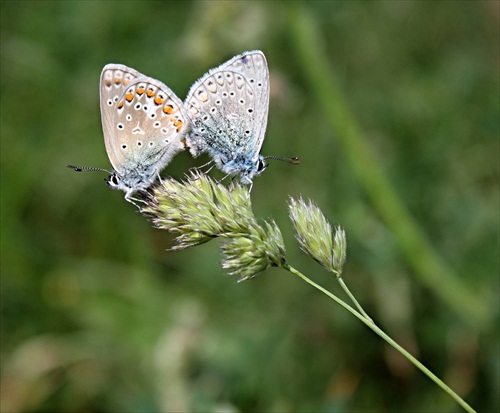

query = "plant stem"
[287,3,489,328]
[337,276,373,322]
[282,263,476,413]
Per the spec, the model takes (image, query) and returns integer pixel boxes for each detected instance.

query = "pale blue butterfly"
[68,64,187,204]
[184,50,298,186]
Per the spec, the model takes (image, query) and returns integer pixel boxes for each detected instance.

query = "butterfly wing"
[100,64,147,171]
[184,50,269,165]
[109,77,186,176]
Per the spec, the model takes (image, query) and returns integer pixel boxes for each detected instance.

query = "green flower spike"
[288,197,346,276]
[141,172,285,281]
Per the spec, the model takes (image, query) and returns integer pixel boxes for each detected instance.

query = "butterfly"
[68,64,187,205]
[184,50,298,186]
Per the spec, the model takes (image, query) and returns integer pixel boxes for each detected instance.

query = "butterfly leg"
[157,172,164,185]
[124,190,147,208]
[204,163,217,175]
[217,173,232,185]
[190,160,215,174]
[190,161,216,180]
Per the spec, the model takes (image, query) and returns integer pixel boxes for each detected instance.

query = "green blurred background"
[1,1,498,412]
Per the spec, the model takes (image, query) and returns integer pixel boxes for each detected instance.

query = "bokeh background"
[1,1,499,412]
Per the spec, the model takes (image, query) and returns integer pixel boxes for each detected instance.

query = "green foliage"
[1,1,498,412]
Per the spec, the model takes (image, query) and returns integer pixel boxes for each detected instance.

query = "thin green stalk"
[337,277,373,322]
[283,264,365,322]
[288,3,488,328]
[283,263,476,413]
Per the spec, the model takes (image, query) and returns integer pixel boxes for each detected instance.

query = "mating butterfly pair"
[68,51,298,204]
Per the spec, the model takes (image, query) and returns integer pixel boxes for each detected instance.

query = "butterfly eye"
[257,159,267,172]
[111,175,119,185]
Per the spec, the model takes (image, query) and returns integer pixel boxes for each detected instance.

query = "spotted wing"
[108,77,187,174]
[184,50,269,163]
[100,64,148,166]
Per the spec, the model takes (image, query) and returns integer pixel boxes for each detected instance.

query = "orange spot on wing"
[117,100,124,109]
[173,119,183,132]
[163,105,174,114]
[114,77,122,85]
[136,86,145,95]
[147,89,155,97]
[125,93,134,102]
[154,96,165,105]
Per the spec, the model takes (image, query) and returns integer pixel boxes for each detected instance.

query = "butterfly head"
[105,171,127,191]
[217,155,267,185]
[244,155,268,184]
[105,168,156,195]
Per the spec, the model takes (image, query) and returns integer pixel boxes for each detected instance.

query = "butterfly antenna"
[66,165,112,174]
[264,156,300,164]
